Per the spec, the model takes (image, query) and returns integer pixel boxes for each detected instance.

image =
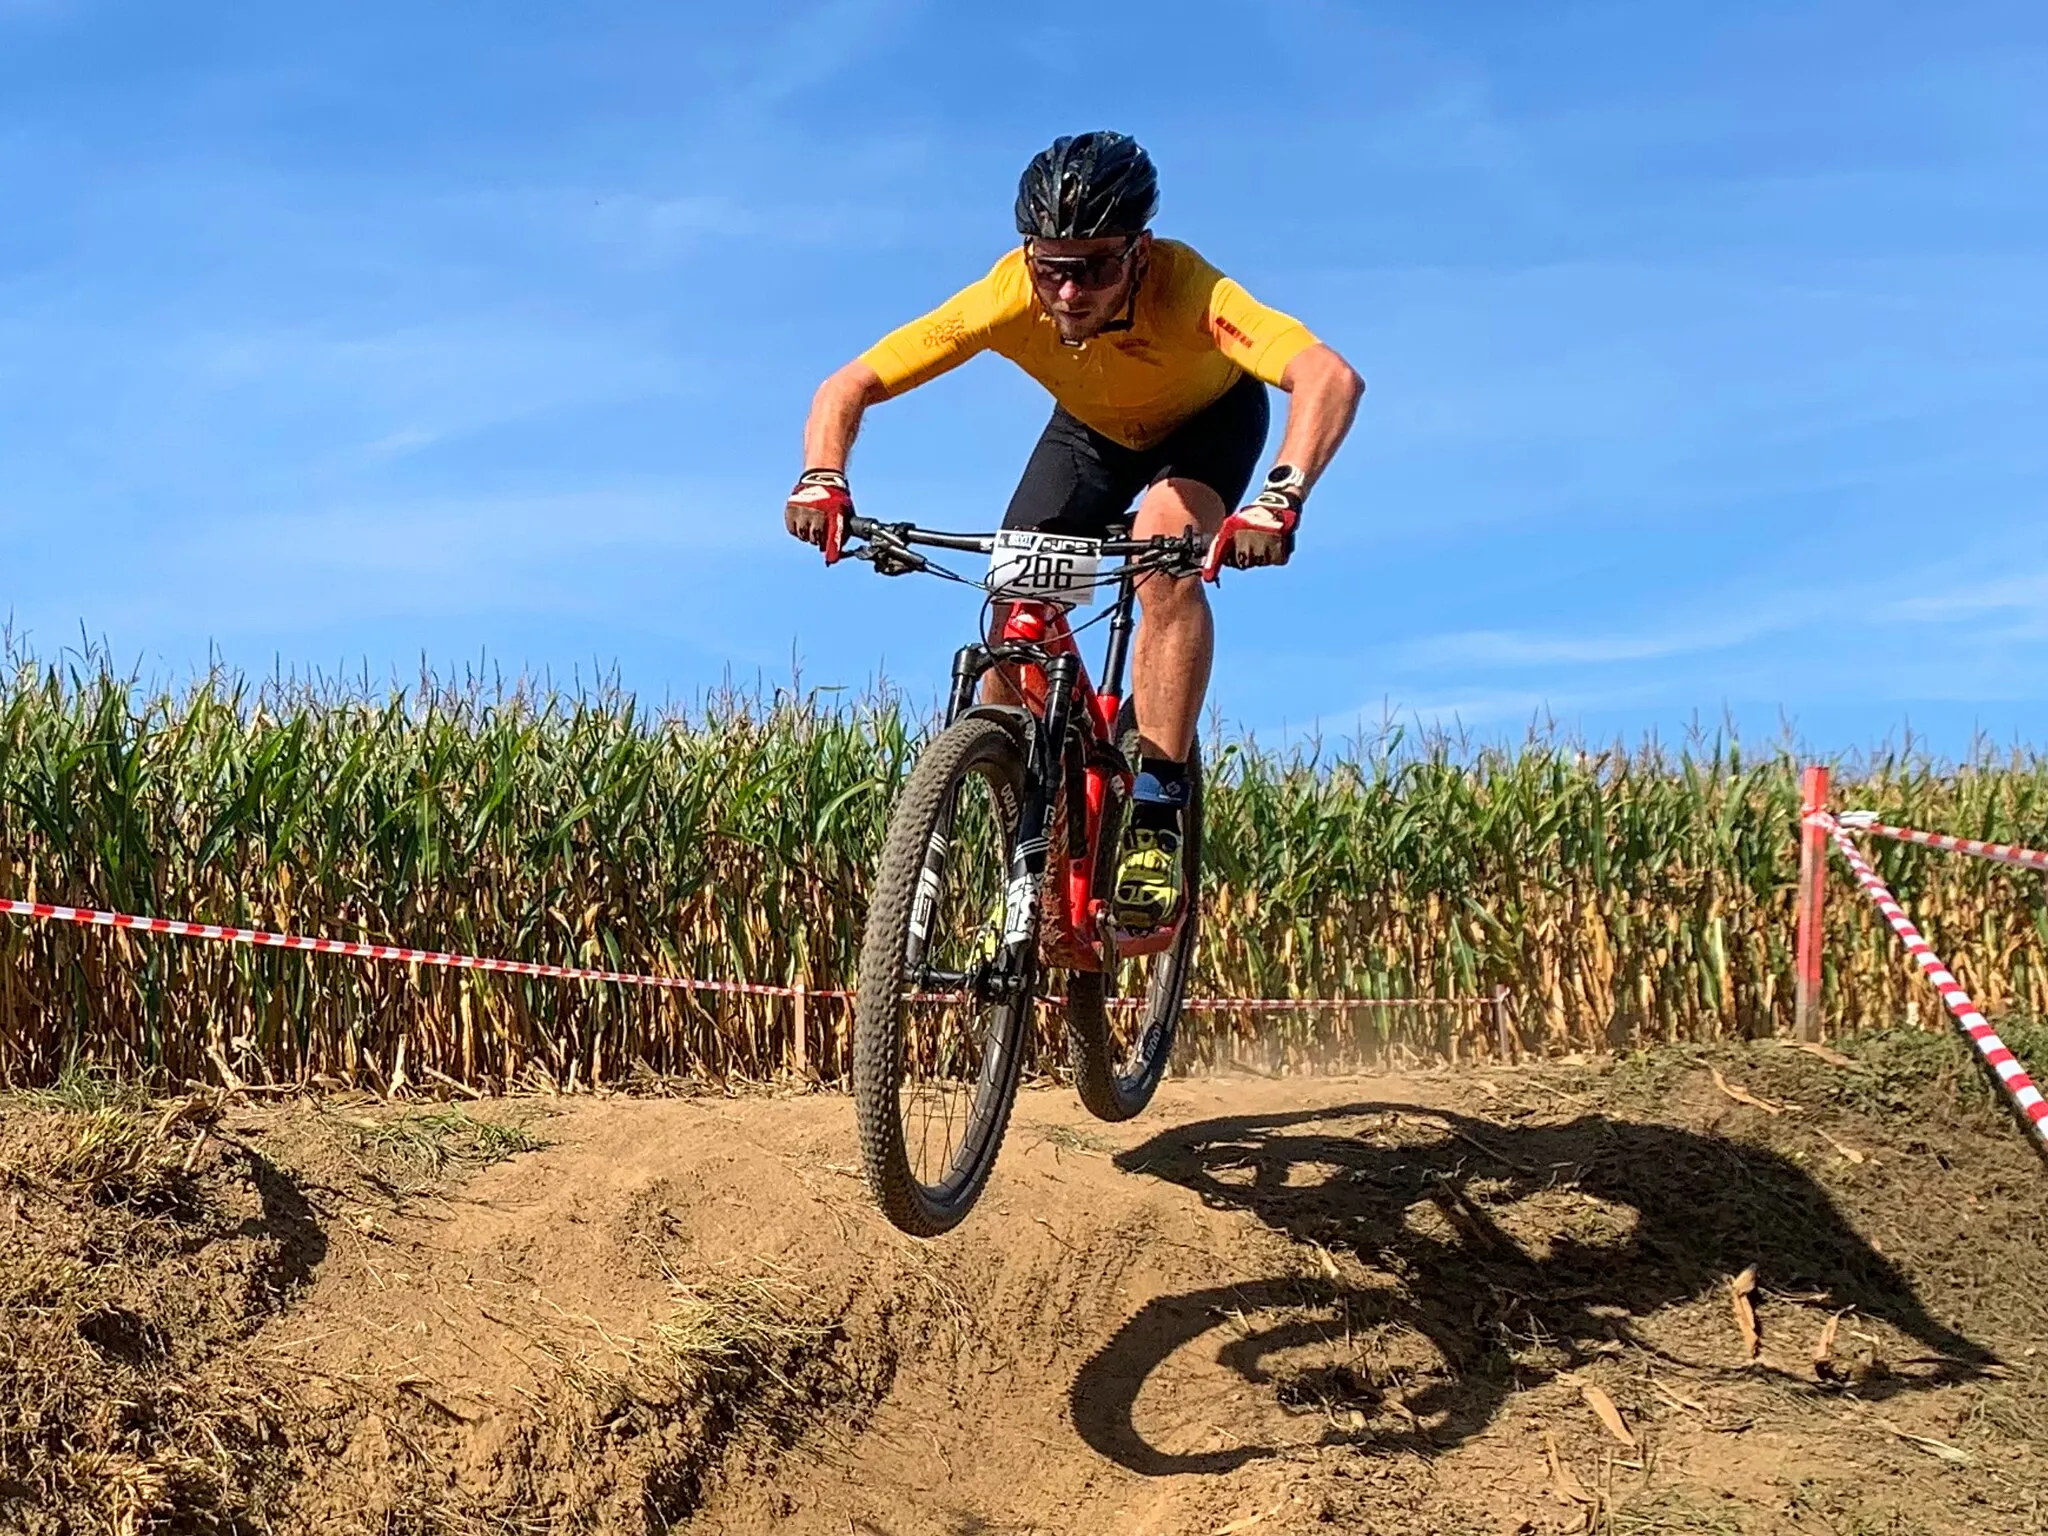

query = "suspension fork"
[998,652,1079,966]
[905,643,997,982]
[945,643,986,726]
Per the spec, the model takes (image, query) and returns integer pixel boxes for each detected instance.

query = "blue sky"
[3,0,2044,754]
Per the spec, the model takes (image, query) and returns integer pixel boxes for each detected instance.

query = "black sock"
[1132,756,1188,833]
[1138,755,1187,790]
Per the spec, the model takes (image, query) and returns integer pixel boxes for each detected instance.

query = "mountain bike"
[822,504,1253,1235]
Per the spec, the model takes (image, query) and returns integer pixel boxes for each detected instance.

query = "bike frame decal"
[908,838,946,945]
[1000,872,1039,946]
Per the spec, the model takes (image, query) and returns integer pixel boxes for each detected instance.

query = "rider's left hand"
[1228,466,1305,568]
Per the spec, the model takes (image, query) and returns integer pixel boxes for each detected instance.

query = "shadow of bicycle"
[1072,1102,1996,1476]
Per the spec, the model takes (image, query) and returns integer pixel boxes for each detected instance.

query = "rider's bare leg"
[1130,477,1228,763]
[978,606,1026,709]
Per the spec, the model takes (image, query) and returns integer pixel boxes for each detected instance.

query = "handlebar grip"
[1200,509,1297,582]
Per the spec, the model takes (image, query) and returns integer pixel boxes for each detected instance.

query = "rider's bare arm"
[802,360,888,473]
[785,361,889,547]
[1211,337,1363,570]
[1271,344,1364,489]
[1198,272,1361,497]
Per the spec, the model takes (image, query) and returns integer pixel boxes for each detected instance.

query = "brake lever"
[846,529,929,578]
[872,545,929,577]
[1142,532,1208,582]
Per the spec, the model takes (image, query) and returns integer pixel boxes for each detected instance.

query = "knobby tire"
[1065,718,1202,1122]
[854,715,1034,1235]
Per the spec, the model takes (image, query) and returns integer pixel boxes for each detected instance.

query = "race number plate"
[986,531,1103,609]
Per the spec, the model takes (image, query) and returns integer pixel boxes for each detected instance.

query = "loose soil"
[3,1035,2045,1535]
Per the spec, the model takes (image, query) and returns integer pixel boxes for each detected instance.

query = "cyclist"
[786,131,1363,933]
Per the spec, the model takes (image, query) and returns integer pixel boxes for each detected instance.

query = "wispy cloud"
[1395,689,1584,728]
[452,189,759,270]
[737,0,922,111]
[1888,568,2048,623]
[1241,682,1663,750]
[1394,555,2048,685]
[1395,614,1787,671]
[12,488,791,666]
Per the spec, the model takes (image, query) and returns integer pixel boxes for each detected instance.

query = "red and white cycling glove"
[1205,465,1304,579]
[785,469,853,553]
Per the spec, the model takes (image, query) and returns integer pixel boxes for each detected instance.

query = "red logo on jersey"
[1213,315,1254,349]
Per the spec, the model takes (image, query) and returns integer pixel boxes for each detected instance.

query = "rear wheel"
[854,715,1035,1235]
[1066,712,1202,1122]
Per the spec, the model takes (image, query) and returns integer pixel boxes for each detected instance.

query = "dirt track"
[5,1040,2047,1534]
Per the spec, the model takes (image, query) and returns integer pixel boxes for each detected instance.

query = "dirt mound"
[3,1038,2044,1534]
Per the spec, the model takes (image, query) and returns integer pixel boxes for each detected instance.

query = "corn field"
[3,647,2047,1090]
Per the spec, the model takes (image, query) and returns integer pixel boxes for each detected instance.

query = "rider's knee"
[1134,476,1226,538]
[1135,564,1207,617]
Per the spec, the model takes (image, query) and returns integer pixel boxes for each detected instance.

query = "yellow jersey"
[859,240,1319,451]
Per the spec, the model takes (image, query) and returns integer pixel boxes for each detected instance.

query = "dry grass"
[1608,1493,1752,1534]
[327,1103,549,1194]
[0,1081,263,1533]
[0,1074,567,1535]
[650,1272,830,1388]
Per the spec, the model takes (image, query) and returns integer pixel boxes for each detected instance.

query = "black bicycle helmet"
[1014,131,1159,239]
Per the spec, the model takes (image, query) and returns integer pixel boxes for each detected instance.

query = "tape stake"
[1825,830,2048,1152]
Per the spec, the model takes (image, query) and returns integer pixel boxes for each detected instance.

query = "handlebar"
[832,511,1248,582]
[843,516,998,555]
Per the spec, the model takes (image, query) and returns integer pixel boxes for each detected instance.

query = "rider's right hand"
[785,469,853,549]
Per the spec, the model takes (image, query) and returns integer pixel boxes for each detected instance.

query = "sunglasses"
[1025,238,1138,291]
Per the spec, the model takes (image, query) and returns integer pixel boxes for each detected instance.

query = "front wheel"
[1066,718,1202,1122]
[854,715,1035,1235]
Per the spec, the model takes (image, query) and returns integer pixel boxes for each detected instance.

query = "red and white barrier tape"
[1812,818,2048,1149]
[1178,996,1494,1013]
[1838,815,2048,876]
[0,895,1479,1017]
[0,896,817,998]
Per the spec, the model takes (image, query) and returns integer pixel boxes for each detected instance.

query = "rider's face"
[1026,233,1148,342]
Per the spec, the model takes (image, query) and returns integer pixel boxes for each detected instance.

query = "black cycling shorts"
[1003,370,1270,537]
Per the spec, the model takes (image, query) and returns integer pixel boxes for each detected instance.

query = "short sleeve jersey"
[858,240,1319,451]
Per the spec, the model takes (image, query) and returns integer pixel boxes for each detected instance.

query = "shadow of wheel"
[1071,1102,1998,1476]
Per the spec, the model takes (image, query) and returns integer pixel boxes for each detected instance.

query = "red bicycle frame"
[981,600,1182,971]
[830,506,1219,973]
